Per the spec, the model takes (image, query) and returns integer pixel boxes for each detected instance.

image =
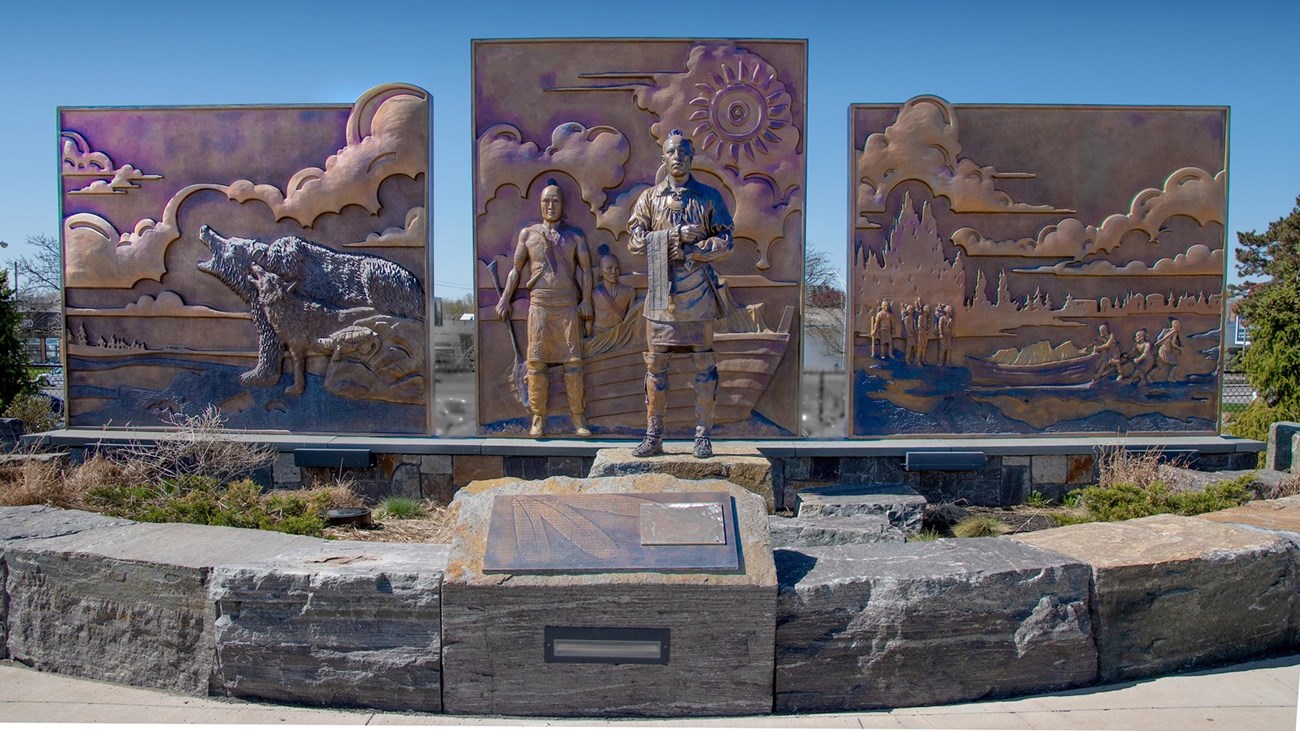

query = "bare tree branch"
[14,233,62,295]
[804,246,846,365]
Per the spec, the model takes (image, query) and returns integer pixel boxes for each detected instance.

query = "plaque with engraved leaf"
[482,492,738,573]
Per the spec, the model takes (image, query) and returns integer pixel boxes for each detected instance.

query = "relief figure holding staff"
[627,130,733,459]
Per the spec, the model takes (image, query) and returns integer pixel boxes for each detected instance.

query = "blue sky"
[0,0,1294,296]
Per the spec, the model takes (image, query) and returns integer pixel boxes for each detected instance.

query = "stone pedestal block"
[793,482,926,533]
[441,474,776,717]
[768,514,903,547]
[211,541,449,711]
[588,446,774,512]
[4,522,312,693]
[774,539,1095,712]
[1011,515,1296,681]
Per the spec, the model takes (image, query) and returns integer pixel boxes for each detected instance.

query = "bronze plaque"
[849,98,1227,436]
[60,84,431,435]
[473,39,807,439]
[482,492,737,573]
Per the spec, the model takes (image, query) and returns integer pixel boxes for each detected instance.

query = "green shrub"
[1024,490,1049,508]
[1168,474,1254,515]
[1049,512,1094,527]
[380,496,424,519]
[1077,474,1253,522]
[2,393,60,434]
[1079,481,1173,522]
[0,273,38,412]
[951,515,1009,538]
[1222,400,1283,444]
[87,475,337,537]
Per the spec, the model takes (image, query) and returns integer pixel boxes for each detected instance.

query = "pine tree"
[0,271,37,412]
[1234,195,1300,414]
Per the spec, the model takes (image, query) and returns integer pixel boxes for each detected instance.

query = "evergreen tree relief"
[1234,195,1300,416]
[854,193,966,333]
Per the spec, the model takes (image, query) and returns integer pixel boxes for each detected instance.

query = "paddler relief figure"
[627,129,734,459]
[494,180,594,437]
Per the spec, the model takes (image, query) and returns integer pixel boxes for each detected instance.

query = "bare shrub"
[100,406,275,485]
[951,514,1009,538]
[1261,472,1300,500]
[0,447,154,509]
[324,500,457,544]
[1095,445,1180,491]
[313,479,366,509]
[0,453,75,507]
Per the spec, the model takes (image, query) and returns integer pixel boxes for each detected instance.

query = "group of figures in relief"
[1089,320,1183,386]
[869,299,955,366]
[495,130,731,459]
[866,297,1183,387]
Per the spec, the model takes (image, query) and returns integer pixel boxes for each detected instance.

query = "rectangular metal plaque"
[544,626,670,665]
[482,492,737,573]
[639,502,725,545]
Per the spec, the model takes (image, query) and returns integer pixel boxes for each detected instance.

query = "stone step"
[794,482,926,533]
[588,446,775,512]
[769,514,904,547]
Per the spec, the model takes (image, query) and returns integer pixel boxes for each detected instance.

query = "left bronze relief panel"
[61,84,432,435]
[474,39,806,438]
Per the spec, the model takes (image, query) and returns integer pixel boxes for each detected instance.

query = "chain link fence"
[1222,367,1255,415]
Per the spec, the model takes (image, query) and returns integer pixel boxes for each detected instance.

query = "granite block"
[768,514,903,547]
[1011,515,1296,681]
[775,538,1095,711]
[211,541,449,712]
[1066,454,1096,485]
[4,522,312,693]
[1267,422,1300,472]
[1032,455,1068,485]
[0,506,136,660]
[421,454,453,475]
[794,482,926,533]
[453,455,504,485]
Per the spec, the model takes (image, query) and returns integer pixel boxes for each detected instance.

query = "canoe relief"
[850,97,1227,435]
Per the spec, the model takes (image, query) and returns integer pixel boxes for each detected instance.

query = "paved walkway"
[1,654,1297,729]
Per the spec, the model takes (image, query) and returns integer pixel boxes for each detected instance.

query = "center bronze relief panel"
[473,39,806,439]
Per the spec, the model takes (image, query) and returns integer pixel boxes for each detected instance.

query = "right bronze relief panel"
[849,97,1227,436]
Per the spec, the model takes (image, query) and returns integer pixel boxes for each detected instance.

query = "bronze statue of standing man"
[495,180,594,437]
[627,130,733,459]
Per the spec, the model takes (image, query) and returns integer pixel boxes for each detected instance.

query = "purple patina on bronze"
[473,39,807,439]
[61,84,431,435]
[848,97,1228,436]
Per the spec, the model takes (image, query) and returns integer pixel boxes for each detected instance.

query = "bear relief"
[198,225,426,402]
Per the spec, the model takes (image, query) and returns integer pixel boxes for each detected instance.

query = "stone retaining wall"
[34,431,1264,511]
[2,497,1297,716]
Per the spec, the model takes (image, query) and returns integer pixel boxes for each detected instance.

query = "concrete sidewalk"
[1,655,1297,729]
